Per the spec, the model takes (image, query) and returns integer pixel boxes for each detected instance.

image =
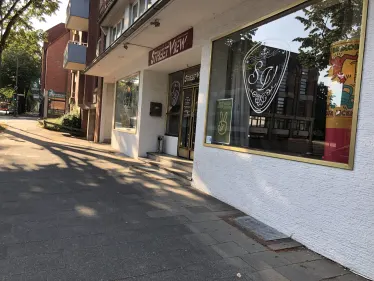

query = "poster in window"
[214,98,233,145]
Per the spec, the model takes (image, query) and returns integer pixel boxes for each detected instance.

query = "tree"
[0,0,60,82]
[293,0,363,70]
[1,45,41,95]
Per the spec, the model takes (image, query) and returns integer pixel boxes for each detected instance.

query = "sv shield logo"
[242,40,290,113]
[170,81,181,107]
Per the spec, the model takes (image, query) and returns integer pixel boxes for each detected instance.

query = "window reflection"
[114,74,139,130]
[206,0,364,164]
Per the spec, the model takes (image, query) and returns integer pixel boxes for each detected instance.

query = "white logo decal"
[171,81,180,107]
[242,40,290,113]
[218,112,228,136]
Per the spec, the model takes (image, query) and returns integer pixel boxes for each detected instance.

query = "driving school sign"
[149,28,193,66]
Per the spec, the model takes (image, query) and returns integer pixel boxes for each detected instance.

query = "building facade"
[83,0,373,279]
[64,0,102,140]
[41,23,71,118]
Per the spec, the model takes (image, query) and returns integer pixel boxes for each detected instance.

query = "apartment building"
[64,0,102,140]
[41,23,70,118]
[80,0,373,279]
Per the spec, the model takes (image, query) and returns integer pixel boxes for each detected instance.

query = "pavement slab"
[0,116,368,281]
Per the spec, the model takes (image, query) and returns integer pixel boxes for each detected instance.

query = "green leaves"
[0,0,60,89]
[0,0,60,51]
[1,32,42,97]
[293,0,363,70]
[0,87,15,99]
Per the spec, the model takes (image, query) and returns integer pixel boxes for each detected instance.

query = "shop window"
[114,73,139,131]
[166,71,183,136]
[205,0,366,168]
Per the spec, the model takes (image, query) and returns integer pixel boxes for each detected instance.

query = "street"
[0,116,368,281]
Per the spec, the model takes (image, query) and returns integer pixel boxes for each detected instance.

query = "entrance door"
[178,86,198,160]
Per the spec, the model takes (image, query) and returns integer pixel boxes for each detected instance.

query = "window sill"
[113,127,137,135]
[203,142,353,170]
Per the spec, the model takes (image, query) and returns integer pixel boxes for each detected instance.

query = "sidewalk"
[0,118,369,281]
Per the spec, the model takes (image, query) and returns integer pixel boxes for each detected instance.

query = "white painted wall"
[138,70,168,157]
[99,83,115,143]
[192,1,374,280]
[164,135,178,156]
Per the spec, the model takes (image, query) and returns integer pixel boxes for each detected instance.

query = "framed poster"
[214,98,233,145]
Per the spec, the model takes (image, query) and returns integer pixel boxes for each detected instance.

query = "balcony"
[63,41,87,71]
[66,0,89,31]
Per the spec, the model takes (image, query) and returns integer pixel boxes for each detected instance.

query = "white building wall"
[99,83,115,143]
[192,1,374,280]
[138,70,168,157]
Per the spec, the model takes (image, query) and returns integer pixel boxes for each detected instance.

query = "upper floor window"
[130,0,153,24]
[131,1,139,23]
[109,18,124,44]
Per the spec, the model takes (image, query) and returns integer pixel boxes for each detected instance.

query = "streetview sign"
[148,28,193,66]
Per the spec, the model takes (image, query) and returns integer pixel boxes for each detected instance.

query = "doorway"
[178,86,198,160]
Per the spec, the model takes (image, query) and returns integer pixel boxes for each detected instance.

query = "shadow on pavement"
[0,127,241,281]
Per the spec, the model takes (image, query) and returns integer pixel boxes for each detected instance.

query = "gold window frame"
[203,0,369,170]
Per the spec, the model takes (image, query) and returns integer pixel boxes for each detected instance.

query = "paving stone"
[278,249,323,264]
[323,273,370,281]
[186,219,236,234]
[210,228,267,253]
[184,233,218,246]
[267,241,302,251]
[185,206,212,213]
[211,242,248,258]
[184,212,220,222]
[146,209,179,218]
[275,259,348,281]
[248,268,290,281]
[241,251,291,270]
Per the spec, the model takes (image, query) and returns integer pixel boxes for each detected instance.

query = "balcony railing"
[63,41,87,71]
[65,0,89,31]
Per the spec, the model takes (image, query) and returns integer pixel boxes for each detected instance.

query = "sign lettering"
[149,28,193,66]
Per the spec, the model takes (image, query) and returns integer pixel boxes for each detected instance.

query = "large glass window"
[166,71,183,136]
[205,0,366,167]
[114,73,139,131]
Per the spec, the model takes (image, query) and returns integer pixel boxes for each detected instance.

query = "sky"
[31,0,70,31]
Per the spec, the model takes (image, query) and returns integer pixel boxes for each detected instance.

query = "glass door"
[178,86,198,160]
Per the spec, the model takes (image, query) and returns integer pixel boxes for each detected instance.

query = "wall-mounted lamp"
[150,19,160,27]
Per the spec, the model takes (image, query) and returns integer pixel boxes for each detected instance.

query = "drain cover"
[234,216,289,241]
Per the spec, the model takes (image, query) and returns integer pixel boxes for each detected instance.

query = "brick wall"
[44,32,70,94]
[41,23,67,92]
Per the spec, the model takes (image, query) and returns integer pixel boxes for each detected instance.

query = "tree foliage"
[293,0,363,70]
[0,43,41,95]
[0,0,60,53]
